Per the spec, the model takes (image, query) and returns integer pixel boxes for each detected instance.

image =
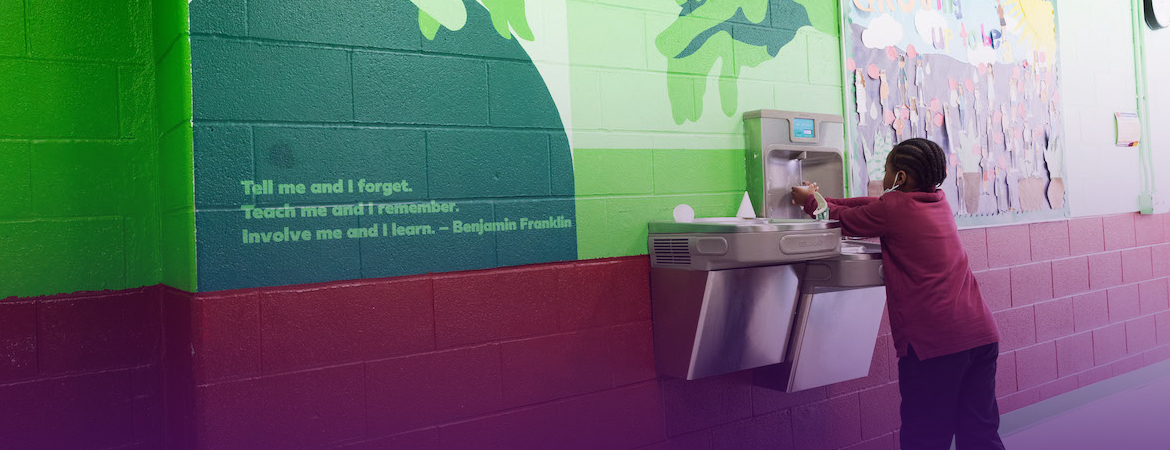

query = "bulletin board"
[842,0,1069,226]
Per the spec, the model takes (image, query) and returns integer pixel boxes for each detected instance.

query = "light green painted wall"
[566,0,844,259]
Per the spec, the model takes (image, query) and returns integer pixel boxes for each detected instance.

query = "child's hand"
[791,182,819,206]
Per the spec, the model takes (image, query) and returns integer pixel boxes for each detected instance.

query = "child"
[792,138,1004,450]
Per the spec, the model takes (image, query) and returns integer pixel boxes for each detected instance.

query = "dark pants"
[898,342,1006,450]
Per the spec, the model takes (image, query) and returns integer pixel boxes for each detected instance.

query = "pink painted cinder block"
[1078,365,1113,388]
[665,429,713,450]
[1056,332,1095,377]
[1135,213,1165,246]
[366,344,504,435]
[995,351,1017,397]
[192,292,261,384]
[843,434,895,450]
[710,411,793,450]
[997,387,1040,414]
[791,394,863,450]
[1144,345,1170,366]
[1035,298,1074,342]
[1073,291,1109,332]
[959,228,989,271]
[859,383,901,440]
[1107,284,1141,323]
[1030,221,1070,261]
[334,428,440,450]
[0,300,37,383]
[501,328,614,408]
[887,334,900,382]
[556,257,650,330]
[1159,311,1170,346]
[612,321,656,386]
[438,382,665,450]
[1153,244,1170,277]
[751,384,828,416]
[1088,252,1123,290]
[1051,257,1090,298]
[37,289,161,375]
[434,265,558,348]
[1122,247,1153,284]
[1016,341,1058,390]
[1111,353,1147,376]
[828,336,889,396]
[196,364,364,450]
[1069,217,1105,256]
[662,371,752,437]
[1103,214,1137,251]
[880,306,891,335]
[1038,376,1080,401]
[1011,263,1053,307]
[994,307,1036,351]
[0,369,135,450]
[261,277,434,373]
[987,225,1032,268]
[1092,323,1128,365]
[1125,315,1158,354]
[975,269,1012,312]
[1139,279,1170,316]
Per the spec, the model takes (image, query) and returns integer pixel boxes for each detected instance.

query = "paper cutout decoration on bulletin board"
[842,0,1066,224]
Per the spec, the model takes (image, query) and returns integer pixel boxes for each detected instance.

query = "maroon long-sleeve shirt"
[805,190,1000,360]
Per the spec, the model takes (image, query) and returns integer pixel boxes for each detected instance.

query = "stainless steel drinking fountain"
[744,110,845,219]
[648,110,887,392]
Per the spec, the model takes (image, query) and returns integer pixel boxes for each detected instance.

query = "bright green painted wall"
[0,0,194,298]
[155,0,196,292]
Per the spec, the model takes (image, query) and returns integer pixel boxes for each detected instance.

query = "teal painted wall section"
[0,0,194,298]
[189,0,575,291]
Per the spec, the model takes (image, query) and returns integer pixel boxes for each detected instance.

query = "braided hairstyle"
[888,138,948,191]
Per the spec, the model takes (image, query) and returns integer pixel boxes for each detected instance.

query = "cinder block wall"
[0,0,162,297]
[175,214,1170,450]
[0,1,192,448]
[188,0,577,292]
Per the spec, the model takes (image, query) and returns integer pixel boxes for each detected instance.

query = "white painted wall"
[1144,15,1170,207]
[1058,0,1144,217]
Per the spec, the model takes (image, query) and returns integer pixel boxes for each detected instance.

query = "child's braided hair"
[889,138,948,191]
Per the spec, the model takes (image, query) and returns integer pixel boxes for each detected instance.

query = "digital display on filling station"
[792,118,815,139]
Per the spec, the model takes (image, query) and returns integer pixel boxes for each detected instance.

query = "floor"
[999,360,1170,450]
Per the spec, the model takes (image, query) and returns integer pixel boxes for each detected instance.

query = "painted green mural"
[657,0,814,123]
[413,0,532,40]
[190,0,574,291]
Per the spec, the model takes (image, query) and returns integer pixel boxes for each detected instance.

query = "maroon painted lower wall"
[0,287,166,450]
[4,213,1170,450]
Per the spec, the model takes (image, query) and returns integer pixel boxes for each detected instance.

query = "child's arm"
[825,197,878,207]
[802,195,890,238]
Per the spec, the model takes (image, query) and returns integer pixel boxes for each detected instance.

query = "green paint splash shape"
[482,0,533,41]
[656,0,809,124]
[411,0,467,33]
[414,0,533,41]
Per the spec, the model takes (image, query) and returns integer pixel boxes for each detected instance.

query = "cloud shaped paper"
[967,45,998,65]
[914,10,947,43]
[862,14,904,49]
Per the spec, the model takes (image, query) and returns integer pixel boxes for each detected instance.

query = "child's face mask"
[884,172,904,194]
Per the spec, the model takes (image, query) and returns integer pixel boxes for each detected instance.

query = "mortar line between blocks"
[349,50,355,121]
[22,0,29,56]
